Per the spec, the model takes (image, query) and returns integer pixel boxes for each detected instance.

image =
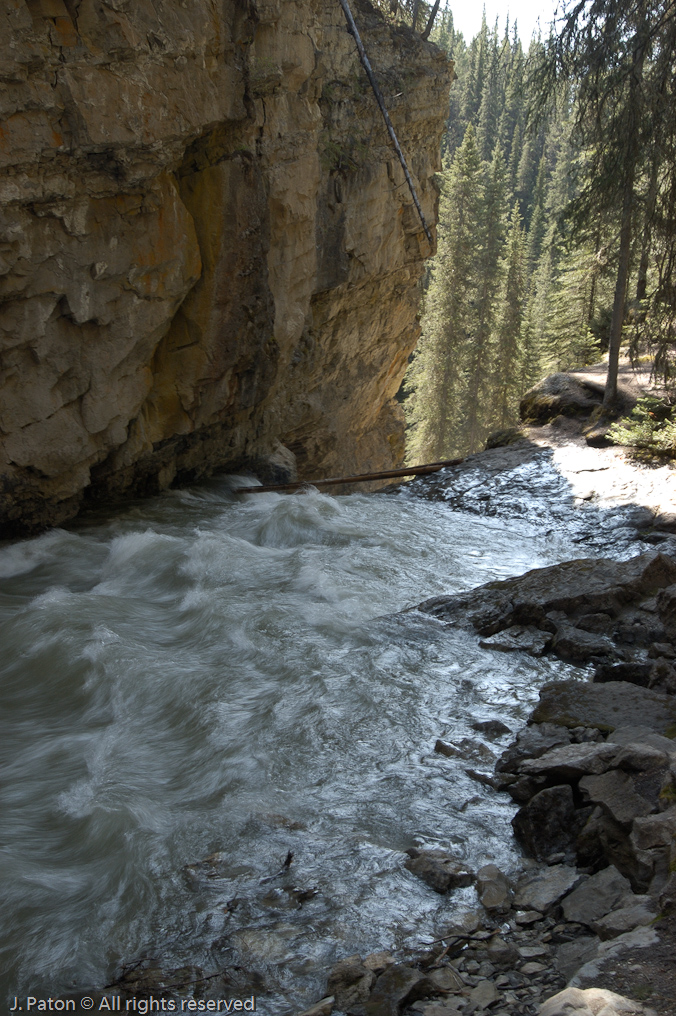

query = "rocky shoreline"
[308,549,676,1016]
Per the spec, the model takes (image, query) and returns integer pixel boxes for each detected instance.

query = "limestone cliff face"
[0,0,450,533]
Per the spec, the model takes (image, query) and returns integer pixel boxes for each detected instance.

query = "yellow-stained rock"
[0,0,451,532]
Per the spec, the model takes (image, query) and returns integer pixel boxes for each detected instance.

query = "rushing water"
[0,478,609,1011]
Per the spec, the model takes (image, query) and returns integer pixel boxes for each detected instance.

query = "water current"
[0,470,647,1012]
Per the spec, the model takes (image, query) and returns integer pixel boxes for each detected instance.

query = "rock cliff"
[0,0,450,533]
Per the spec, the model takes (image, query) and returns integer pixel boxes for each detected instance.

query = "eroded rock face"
[0,0,451,533]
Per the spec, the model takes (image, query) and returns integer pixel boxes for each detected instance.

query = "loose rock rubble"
[309,549,676,1016]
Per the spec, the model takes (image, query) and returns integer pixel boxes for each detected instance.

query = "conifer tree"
[406,125,484,460]
[492,204,526,427]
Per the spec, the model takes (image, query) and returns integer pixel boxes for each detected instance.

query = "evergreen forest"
[402,0,676,462]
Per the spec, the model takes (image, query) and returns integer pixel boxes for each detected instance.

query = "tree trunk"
[603,176,634,408]
[635,154,659,303]
[421,0,441,40]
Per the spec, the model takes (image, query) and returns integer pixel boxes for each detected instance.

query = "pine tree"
[461,146,508,452]
[406,125,484,460]
[492,204,526,427]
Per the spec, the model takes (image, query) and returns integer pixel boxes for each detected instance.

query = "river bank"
[306,377,676,1016]
[2,371,675,1016]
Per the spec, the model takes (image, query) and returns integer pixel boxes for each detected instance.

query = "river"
[0,473,640,1011]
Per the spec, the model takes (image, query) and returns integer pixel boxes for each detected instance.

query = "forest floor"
[524,358,676,522]
[524,415,676,520]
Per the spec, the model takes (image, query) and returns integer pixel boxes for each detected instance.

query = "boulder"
[540,986,657,1016]
[363,952,395,974]
[531,680,676,735]
[476,864,512,912]
[364,964,432,1016]
[551,622,618,663]
[519,373,604,424]
[593,663,652,687]
[554,938,601,982]
[426,967,464,993]
[629,808,676,851]
[485,936,520,969]
[649,657,676,694]
[404,850,475,894]
[497,724,572,773]
[580,770,657,828]
[579,745,670,829]
[576,612,615,634]
[472,719,512,738]
[590,898,657,939]
[514,865,582,912]
[327,956,375,1013]
[561,866,632,926]
[606,726,676,756]
[516,742,621,780]
[419,553,676,635]
[512,785,590,860]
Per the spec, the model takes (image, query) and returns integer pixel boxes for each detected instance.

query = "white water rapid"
[0,479,601,1012]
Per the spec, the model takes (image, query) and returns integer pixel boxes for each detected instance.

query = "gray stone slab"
[561,865,631,925]
[531,680,676,735]
[607,725,676,755]
[513,864,582,912]
[517,741,620,779]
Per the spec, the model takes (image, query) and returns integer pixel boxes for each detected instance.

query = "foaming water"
[1,483,589,1010]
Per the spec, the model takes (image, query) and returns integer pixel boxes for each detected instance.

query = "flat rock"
[514,910,543,925]
[468,980,500,1010]
[480,625,552,656]
[561,866,631,925]
[570,926,660,989]
[606,726,676,755]
[540,986,657,1016]
[497,724,572,773]
[427,966,464,993]
[554,937,600,982]
[405,850,475,894]
[517,741,620,779]
[531,680,676,735]
[591,899,657,939]
[520,960,547,975]
[514,864,582,912]
[593,662,652,687]
[476,864,512,912]
[518,944,550,959]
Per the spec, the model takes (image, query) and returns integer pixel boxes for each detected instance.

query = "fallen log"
[236,459,463,494]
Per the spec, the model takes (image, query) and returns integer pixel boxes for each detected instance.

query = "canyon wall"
[0,0,451,533]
